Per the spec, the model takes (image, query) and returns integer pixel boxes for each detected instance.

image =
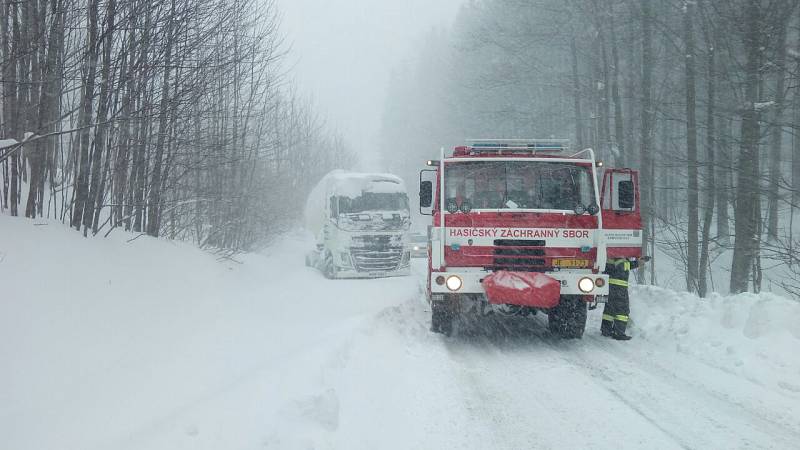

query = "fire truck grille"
[490,239,547,272]
[351,247,404,272]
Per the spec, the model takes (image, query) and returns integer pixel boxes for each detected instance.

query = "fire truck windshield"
[444,161,595,211]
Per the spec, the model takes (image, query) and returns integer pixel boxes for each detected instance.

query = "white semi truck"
[305,171,412,278]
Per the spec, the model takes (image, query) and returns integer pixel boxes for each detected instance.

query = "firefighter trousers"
[602,285,630,335]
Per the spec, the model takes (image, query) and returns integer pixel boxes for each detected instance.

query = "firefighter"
[601,256,650,340]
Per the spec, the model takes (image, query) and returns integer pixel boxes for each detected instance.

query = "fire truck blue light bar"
[465,139,570,152]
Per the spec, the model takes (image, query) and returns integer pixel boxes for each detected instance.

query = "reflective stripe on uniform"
[609,259,631,271]
[602,314,615,322]
[609,278,629,287]
[615,315,629,322]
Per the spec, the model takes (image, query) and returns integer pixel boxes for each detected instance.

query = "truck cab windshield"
[338,192,409,214]
[444,161,594,211]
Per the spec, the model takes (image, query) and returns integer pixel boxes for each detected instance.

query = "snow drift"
[630,284,800,394]
[1,214,798,449]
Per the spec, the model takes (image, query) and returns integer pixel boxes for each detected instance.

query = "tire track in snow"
[440,317,687,450]
[570,332,800,448]
[433,310,799,449]
[519,316,798,449]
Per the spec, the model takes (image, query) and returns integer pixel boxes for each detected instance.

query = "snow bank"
[3,213,798,449]
[0,215,419,450]
[630,285,800,394]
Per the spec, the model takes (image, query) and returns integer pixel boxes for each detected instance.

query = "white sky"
[276,0,463,169]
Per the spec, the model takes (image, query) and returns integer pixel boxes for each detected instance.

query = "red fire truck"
[419,140,642,338]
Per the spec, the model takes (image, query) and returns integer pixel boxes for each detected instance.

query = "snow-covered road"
[2,216,799,450]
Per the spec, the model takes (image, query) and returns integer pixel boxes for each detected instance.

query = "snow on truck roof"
[324,170,407,198]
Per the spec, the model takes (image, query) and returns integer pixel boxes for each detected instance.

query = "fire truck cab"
[419,140,642,338]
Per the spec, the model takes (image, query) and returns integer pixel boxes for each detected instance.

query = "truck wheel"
[431,298,455,336]
[547,296,587,339]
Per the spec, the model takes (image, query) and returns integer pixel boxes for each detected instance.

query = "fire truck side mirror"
[420,181,433,208]
[618,180,635,210]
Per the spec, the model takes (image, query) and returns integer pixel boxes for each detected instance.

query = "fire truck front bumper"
[430,269,609,298]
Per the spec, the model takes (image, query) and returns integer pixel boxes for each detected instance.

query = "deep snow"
[1,215,799,449]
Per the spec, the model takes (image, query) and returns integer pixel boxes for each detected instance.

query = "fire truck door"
[601,169,643,258]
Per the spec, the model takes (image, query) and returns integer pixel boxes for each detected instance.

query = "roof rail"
[464,139,570,153]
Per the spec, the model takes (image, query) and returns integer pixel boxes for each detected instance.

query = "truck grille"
[490,239,547,272]
[351,247,405,272]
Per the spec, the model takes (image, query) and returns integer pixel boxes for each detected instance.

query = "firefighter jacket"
[605,258,640,288]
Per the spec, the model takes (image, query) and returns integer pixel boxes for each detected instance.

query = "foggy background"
[277,0,464,170]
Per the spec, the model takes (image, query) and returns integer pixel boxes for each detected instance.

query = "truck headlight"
[340,252,352,267]
[578,277,595,293]
[446,275,463,291]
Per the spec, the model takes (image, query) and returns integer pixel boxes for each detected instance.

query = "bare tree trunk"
[7,1,20,216]
[717,115,732,244]
[794,67,800,209]
[24,0,46,218]
[71,0,99,229]
[767,13,789,240]
[146,0,176,237]
[699,22,718,298]
[731,0,762,294]
[85,0,116,233]
[570,36,584,150]
[114,0,138,228]
[684,0,700,293]
[609,2,625,167]
[593,4,612,161]
[639,0,655,283]
[130,2,153,233]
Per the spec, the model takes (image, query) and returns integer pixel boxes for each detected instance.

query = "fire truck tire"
[547,296,587,339]
[431,300,454,336]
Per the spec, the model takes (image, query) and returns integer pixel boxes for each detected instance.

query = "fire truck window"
[445,161,595,211]
[610,172,634,210]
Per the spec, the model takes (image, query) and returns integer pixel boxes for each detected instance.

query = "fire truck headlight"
[578,277,595,293]
[446,275,463,291]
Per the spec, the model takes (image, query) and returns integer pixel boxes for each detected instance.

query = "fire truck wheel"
[431,300,454,336]
[547,296,587,339]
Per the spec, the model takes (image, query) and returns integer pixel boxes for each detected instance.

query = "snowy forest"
[0,0,355,251]
[3,1,800,448]
[2,0,800,299]
[380,0,800,299]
